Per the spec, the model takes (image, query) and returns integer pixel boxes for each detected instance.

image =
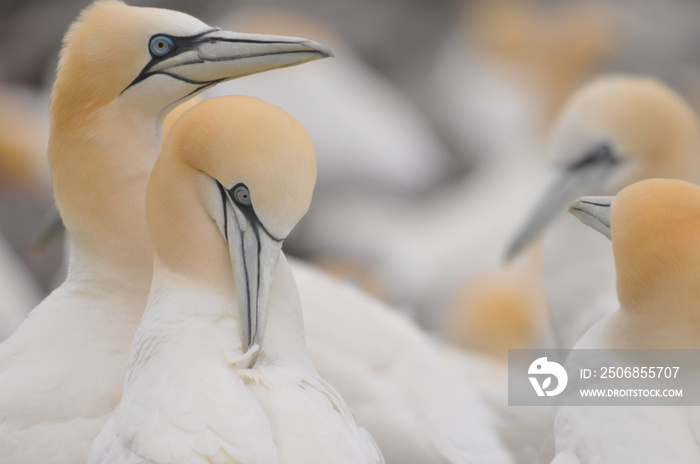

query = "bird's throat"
[50,102,161,288]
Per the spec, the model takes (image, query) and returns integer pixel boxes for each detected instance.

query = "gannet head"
[569,179,700,310]
[447,272,540,358]
[507,75,700,259]
[147,96,316,365]
[447,244,546,358]
[51,0,332,122]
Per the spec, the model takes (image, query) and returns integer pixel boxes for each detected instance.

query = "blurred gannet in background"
[0,2,330,462]
[445,243,550,359]
[0,87,49,192]
[507,75,700,348]
[286,0,616,331]
[0,86,49,340]
[438,243,555,462]
[90,96,383,464]
[552,179,700,464]
[429,0,614,166]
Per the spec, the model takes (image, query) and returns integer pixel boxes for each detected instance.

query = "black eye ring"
[233,185,252,206]
[149,35,174,57]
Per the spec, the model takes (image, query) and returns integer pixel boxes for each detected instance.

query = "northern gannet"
[0,2,330,463]
[551,179,700,463]
[160,95,515,463]
[89,95,383,464]
[506,75,700,348]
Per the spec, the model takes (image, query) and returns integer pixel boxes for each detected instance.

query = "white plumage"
[293,258,517,464]
[91,258,383,464]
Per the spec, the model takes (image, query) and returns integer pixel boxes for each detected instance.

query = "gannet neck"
[50,99,159,288]
[147,157,235,297]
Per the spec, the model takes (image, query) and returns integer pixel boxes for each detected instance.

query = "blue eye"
[233,185,252,206]
[149,35,173,57]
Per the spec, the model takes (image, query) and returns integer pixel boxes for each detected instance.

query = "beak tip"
[566,196,614,241]
[302,39,334,58]
[567,200,581,215]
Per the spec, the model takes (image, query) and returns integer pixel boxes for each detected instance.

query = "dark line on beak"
[175,28,221,41]
[203,37,305,45]
[241,228,253,347]
[578,200,613,208]
[570,207,611,230]
[200,49,323,63]
[254,230,262,344]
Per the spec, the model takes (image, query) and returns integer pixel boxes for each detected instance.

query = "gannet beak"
[217,183,283,368]
[505,145,619,260]
[125,29,333,94]
[568,196,613,240]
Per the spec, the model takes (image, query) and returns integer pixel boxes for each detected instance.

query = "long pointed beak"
[235,229,282,359]
[568,196,613,240]
[150,29,332,86]
[218,184,282,368]
[505,162,615,261]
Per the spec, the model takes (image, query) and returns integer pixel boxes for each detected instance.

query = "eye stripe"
[566,144,617,171]
[224,183,284,243]
[121,28,219,94]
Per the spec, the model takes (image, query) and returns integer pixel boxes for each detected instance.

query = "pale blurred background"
[3,0,700,343]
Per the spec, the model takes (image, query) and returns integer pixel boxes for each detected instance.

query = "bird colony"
[0,0,698,463]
